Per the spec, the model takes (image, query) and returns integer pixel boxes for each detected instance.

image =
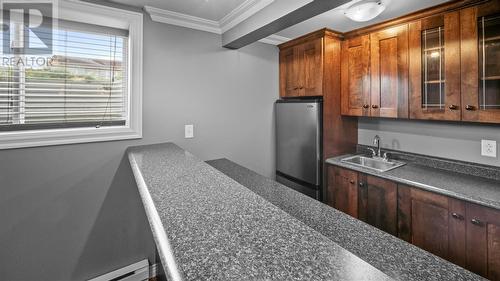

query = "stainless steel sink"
[341,155,406,172]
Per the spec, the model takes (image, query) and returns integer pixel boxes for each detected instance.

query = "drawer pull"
[363,104,370,109]
[350,180,355,184]
[471,218,484,226]
[448,105,458,110]
[451,213,464,220]
[371,105,379,109]
[465,105,475,111]
[359,182,365,187]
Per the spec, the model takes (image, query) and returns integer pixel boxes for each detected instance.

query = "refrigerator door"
[276,100,321,186]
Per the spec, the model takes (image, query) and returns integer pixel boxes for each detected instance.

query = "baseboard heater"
[88,259,150,281]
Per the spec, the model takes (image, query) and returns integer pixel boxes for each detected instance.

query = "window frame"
[0,0,143,149]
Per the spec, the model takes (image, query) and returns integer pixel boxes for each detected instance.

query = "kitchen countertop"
[326,154,500,211]
[127,143,392,281]
[207,158,484,281]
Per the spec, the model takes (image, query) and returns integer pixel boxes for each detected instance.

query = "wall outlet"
[185,124,194,139]
[481,140,497,158]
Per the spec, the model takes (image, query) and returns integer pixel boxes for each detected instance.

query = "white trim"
[145,0,275,35]
[258,34,291,45]
[219,0,274,33]
[0,0,143,150]
[144,5,221,34]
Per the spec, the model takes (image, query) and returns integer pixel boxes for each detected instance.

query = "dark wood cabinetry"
[279,38,323,98]
[398,185,466,265]
[461,0,500,123]
[409,12,461,121]
[341,25,409,118]
[327,165,500,278]
[358,175,398,236]
[466,203,500,280]
[327,166,358,218]
[341,35,371,116]
[370,25,409,118]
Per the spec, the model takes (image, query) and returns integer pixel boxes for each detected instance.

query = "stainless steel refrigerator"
[275,99,322,200]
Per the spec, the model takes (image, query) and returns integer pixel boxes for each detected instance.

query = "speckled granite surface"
[128,143,392,281]
[207,158,485,281]
[326,154,500,211]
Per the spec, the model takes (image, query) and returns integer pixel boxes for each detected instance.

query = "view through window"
[0,21,128,130]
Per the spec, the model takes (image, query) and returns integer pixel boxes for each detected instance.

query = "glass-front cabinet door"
[461,0,500,123]
[409,12,461,120]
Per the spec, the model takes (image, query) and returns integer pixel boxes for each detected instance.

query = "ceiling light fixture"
[344,0,386,22]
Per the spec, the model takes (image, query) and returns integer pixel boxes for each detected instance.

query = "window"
[0,1,143,149]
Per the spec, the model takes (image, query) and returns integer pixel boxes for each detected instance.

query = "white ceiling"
[276,0,452,39]
[108,0,248,21]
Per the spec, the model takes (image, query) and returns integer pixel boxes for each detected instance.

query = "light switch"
[185,124,194,139]
[481,140,497,158]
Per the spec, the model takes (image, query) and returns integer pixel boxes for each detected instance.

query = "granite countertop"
[207,158,484,281]
[128,143,392,281]
[325,154,500,211]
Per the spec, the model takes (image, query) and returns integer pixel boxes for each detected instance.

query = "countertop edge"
[128,151,184,281]
[326,156,500,211]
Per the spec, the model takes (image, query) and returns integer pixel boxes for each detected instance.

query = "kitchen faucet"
[373,135,381,157]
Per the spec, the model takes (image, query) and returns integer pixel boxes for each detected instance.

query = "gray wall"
[0,9,279,281]
[359,118,500,167]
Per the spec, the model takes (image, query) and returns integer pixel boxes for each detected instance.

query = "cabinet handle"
[350,180,355,184]
[299,86,304,89]
[471,218,484,226]
[363,104,370,109]
[448,105,458,110]
[371,105,379,109]
[294,87,299,90]
[451,213,464,220]
[359,182,365,187]
[465,105,475,111]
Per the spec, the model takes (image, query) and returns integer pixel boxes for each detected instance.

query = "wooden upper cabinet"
[461,0,500,123]
[409,12,461,121]
[398,185,466,266]
[370,25,409,118]
[341,35,371,116]
[358,174,398,236]
[327,166,358,218]
[279,47,298,98]
[466,203,500,280]
[279,38,323,98]
[299,38,324,97]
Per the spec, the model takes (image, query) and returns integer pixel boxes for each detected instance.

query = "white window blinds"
[0,20,129,131]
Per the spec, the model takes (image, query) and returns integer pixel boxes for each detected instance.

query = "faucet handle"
[367,148,377,157]
[383,152,390,161]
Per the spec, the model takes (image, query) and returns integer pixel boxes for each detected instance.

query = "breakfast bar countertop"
[208,158,484,281]
[127,143,393,281]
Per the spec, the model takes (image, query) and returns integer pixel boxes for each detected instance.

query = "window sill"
[0,126,142,150]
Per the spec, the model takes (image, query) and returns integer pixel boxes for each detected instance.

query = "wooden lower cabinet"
[358,174,398,236]
[466,203,500,280]
[398,185,466,266]
[327,166,358,218]
[327,165,500,279]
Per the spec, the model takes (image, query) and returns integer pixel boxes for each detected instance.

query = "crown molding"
[219,0,274,33]
[145,0,276,38]
[144,5,221,34]
[258,34,290,45]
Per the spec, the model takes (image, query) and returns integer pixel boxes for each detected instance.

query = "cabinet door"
[341,35,371,116]
[461,0,500,123]
[370,25,409,118]
[279,47,299,97]
[298,38,323,97]
[466,203,500,280]
[327,166,358,218]
[409,12,461,121]
[358,174,397,236]
[398,185,466,265]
